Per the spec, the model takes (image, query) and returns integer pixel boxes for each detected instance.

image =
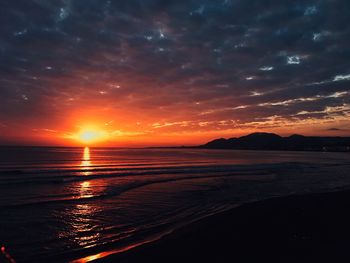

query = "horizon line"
[1,132,350,148]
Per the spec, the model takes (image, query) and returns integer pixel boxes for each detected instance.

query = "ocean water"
[0,147,349,262]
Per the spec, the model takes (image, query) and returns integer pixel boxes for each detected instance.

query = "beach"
[101,189,350,263]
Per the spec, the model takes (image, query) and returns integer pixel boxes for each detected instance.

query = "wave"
[0,160,211,171]
[0,162,305,186]
[0,169,277,208]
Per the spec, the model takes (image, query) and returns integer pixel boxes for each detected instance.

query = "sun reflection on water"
[81,147,92,176]
[79,181,93,199]
[57,147,114,258]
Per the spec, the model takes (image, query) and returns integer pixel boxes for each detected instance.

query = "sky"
[0,0,350,146]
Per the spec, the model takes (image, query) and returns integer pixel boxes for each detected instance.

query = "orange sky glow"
[1,76,349,147]
[1,103,349,147]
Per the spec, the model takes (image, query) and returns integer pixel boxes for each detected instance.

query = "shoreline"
[94,189,350,263]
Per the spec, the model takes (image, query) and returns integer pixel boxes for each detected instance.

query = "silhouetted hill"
[201,132,350,152]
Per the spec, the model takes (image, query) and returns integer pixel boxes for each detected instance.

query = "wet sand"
[98,189,350,263]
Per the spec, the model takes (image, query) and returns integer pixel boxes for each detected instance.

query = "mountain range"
[200,133,350,152]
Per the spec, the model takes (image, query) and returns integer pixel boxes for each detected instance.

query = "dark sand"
[97,189,350,263]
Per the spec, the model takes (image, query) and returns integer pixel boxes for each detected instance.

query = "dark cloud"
[327,127,349,132]
[0,0,350,141]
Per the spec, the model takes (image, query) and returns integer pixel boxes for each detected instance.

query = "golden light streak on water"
[80,147,92,176]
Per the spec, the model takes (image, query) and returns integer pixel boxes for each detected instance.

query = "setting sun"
[79,130,100,143]
[76,128,108,144]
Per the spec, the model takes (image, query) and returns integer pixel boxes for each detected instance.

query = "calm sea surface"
[0,147,349,262]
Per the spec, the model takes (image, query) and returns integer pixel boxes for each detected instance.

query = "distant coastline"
[198,132,350,152]
[1,132,350,152]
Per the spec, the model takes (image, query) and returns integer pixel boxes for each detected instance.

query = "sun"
[76,128,108,144]
[79,130,100,142]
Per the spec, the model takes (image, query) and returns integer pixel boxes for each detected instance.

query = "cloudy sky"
[0,0,349,146]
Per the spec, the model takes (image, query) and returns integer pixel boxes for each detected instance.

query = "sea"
[0,147,349,262]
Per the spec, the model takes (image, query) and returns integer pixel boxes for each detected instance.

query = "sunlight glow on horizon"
[73,126,109,145]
